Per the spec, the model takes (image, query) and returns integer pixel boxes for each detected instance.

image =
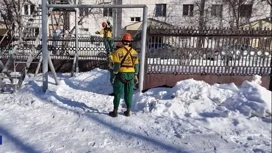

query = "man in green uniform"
[108,42,123,84]
[95,21,114,54]
[109,33,139,117]
[108,42,123,96]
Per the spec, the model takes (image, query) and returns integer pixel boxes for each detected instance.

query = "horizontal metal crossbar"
[47,4,147,9]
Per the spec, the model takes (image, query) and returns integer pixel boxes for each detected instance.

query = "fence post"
[269,59,272,91]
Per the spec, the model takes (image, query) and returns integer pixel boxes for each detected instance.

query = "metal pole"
[71,2,79,77]
[34,57,42,76]
[42,0,48,92]
[113,0,118,38]
[48,54,60,85]
[47,4,146,9]
[268,5,272,91]
[138,6,148,93]
[75,4,79,74]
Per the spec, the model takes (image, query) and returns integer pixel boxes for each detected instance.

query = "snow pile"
[0,69,271,153]
[135,76,271,118]
[238,80,271,116]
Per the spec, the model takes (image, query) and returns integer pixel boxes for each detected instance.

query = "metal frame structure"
[43,3,148,93]
[1,2,51,93]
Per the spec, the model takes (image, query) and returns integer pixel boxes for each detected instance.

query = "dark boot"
[124,108,130,117]
[109,109,118,117]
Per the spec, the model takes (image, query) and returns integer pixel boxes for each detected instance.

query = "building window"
[80,28,89,31]
[24,5,28,15]
[34,27,39,36]
[24,4,35,15]
[30,4,35,15]
[239,4,252,18]
[79,8,89,16]
[103,8,112,17]
[155,4,166,17]
[211,4,223,17]
[130,17,141,22]
[27,27,39,37]
[183,4,194,16]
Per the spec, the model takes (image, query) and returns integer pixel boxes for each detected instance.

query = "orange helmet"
[102,22,107,28]
[122,33,132,42]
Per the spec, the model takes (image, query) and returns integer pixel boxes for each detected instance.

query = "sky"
[0,68,271,153]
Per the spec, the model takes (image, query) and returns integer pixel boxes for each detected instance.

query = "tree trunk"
[197,0,206,48]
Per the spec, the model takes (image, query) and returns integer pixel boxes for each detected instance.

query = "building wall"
[28,0,271,37]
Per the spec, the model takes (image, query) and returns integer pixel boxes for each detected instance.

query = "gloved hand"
[108,62,113,69]
[134,76,138,84]
[111,76,116,84]
[107,20,111,25]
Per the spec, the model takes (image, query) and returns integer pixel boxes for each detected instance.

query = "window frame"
[183,4,194,16]
[24,5,28,15]
[130,17,141,22]
[79,8,89,16]
[103,8,113,17]
[155,4,167,17]
[30,4,35,15]
[239,4,252,18]
[211,4,223,17]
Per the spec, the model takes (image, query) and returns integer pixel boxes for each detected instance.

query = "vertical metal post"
[269,3,272,91]
[113,0,118,38]
[266,6,271,91]
[75,4,79,73]
[42,0,48,92]
[270,5,272,22]
[138,6,148,93]
[71,0,79,76]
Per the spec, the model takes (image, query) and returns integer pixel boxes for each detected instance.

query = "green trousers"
[109,69,114,85]
[113,72,135,109]
[104,37,114,54]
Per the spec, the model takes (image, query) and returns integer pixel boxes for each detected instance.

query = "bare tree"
[222,0,271,29]
[198,0,206,29]
[266,0,272,20]
[0,0,26,40]
[266,0,272,6]
[195,0,207,48]
[149,0,269,29]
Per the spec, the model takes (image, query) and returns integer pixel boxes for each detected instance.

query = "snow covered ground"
[0,68,271,153]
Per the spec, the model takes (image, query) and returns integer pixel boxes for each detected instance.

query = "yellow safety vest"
[98,27,113,38]
[112,46,139,73]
